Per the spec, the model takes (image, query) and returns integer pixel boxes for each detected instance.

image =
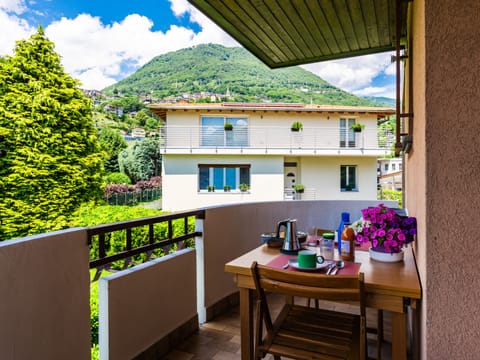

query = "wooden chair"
[251,261,367,360]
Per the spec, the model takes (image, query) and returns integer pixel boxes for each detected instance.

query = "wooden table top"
[225,244,421,300]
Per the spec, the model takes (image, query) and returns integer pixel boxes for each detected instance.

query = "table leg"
[239,287,254,360]
[392,311,407,360]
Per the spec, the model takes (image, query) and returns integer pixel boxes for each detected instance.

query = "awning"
[188,0,408,68]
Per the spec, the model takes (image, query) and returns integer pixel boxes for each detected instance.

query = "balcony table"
[225,244,421,360]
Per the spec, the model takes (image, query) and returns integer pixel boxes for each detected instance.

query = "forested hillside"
[103,44,378,106]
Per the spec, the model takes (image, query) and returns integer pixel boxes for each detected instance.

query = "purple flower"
[353,204,417,253]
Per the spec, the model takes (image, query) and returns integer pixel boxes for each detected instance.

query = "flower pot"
[369,247,404,262]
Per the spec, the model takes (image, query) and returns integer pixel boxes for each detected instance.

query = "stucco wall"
[407,0,480,358]
[99,248,197,360]
[300,156,378,200]
[0,229,90,360]
[162,154,284,211]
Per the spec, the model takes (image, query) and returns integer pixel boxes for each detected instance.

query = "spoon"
[330,260,345,275]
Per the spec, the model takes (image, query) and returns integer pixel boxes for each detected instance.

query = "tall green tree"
[0,27,104,240]
[119,138,161,183]
[98,127,127,173]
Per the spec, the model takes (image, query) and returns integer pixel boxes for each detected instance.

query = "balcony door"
[201,116,248,147]
[340,118,356,148]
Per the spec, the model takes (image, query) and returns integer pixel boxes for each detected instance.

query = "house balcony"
[0,200,404,360]
[160,126,394,156]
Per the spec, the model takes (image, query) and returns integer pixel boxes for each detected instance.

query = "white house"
[149,102,394,211]
[377,157,403,191]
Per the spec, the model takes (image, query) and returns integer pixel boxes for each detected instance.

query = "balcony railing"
[1,200,400,360]
[87,209,205,280]
[160,125,395,153]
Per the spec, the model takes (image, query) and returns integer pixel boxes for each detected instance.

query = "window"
[201,116,248,147]
[340,118,356,147]
[392,163,396,171]
[340,165,357,191]
[198,164,250,191]
[384,163,389,171]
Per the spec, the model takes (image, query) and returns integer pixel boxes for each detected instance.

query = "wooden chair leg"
[377,310,383,360]
[367,309,384,360]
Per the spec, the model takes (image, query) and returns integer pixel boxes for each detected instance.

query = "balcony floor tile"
[164,294,393,360]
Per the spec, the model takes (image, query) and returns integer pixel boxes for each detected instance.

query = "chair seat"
[258,304,361,360]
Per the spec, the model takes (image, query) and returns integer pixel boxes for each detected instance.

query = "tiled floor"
[164,294,393,360]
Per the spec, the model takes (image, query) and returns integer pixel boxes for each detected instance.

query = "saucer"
[288,259,333,272]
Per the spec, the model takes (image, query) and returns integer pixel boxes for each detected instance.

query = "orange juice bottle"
[340,225,355,262]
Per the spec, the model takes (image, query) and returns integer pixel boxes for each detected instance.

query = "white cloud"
[353,86,395,98]
[0,0,26,14]
[302,52,395,98]
[1,0,237,90]
[0,9,34,56]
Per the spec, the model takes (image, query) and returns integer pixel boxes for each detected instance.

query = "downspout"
[394,0,403,157]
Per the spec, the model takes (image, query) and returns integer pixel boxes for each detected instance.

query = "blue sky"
[0,0,396,98]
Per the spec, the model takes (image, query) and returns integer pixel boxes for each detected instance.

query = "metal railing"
[87,209,205,280]
[160,126,395,151]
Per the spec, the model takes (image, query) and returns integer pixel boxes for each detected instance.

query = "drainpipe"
[394,0,402,157]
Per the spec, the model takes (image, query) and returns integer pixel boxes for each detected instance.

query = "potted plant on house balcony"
[239,183,249,192]
[223,185,231,192]
[207,185,215,192]
[290,121,303,132]
[350,123,365,132]
[294,184,305,193]
[224,123,233,131]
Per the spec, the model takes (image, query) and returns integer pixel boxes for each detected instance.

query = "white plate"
[288,259,334,272]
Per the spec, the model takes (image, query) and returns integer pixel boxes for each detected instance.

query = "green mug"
[297,250,324,268]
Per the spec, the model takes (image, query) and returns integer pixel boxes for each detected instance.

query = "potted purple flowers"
[352,204,417,262]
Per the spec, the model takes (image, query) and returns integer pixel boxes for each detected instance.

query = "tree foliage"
[103,44,378,106]
[0,27,104,240]
[98,127,128,173]
[118,138,161,183]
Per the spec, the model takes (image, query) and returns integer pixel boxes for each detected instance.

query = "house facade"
[150,103,394,211]
[377,157,402,191]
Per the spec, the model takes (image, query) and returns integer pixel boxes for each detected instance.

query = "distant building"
[150,102,394,211]
[377,158,402,191]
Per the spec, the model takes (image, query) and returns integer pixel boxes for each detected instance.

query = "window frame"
[198,164,251,192]
[340,165,358,192]
[200,116,249,147]
[339,118,357,148]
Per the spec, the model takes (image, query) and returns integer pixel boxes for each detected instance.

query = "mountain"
[362,96,396,108]
[103,44,378,107]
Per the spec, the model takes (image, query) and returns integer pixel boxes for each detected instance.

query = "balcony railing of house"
[87,209,205,280]
[160,125,395,152]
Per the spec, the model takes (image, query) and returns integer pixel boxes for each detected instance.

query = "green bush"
[72,203,195,267]
[104,172,132,185]
[378,189,403,207]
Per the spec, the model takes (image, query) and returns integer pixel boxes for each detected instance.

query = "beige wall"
[0,229,91,360]
[162,154,284,211]
[162,154,378,211]
[99,248,197,360]
[299,156,378,200]
[406,0,480,358]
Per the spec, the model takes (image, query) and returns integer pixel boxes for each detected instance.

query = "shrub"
[378,189,403,207]
[71,203,195,268]
[104,172,131,185]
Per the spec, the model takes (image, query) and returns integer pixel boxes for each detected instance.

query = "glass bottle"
[337,212,350,256]
[340,223,355,262]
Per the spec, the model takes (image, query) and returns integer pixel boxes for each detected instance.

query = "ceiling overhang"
[188,0,409,68]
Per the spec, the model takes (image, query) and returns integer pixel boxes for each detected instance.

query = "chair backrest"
[251,261,365,306]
